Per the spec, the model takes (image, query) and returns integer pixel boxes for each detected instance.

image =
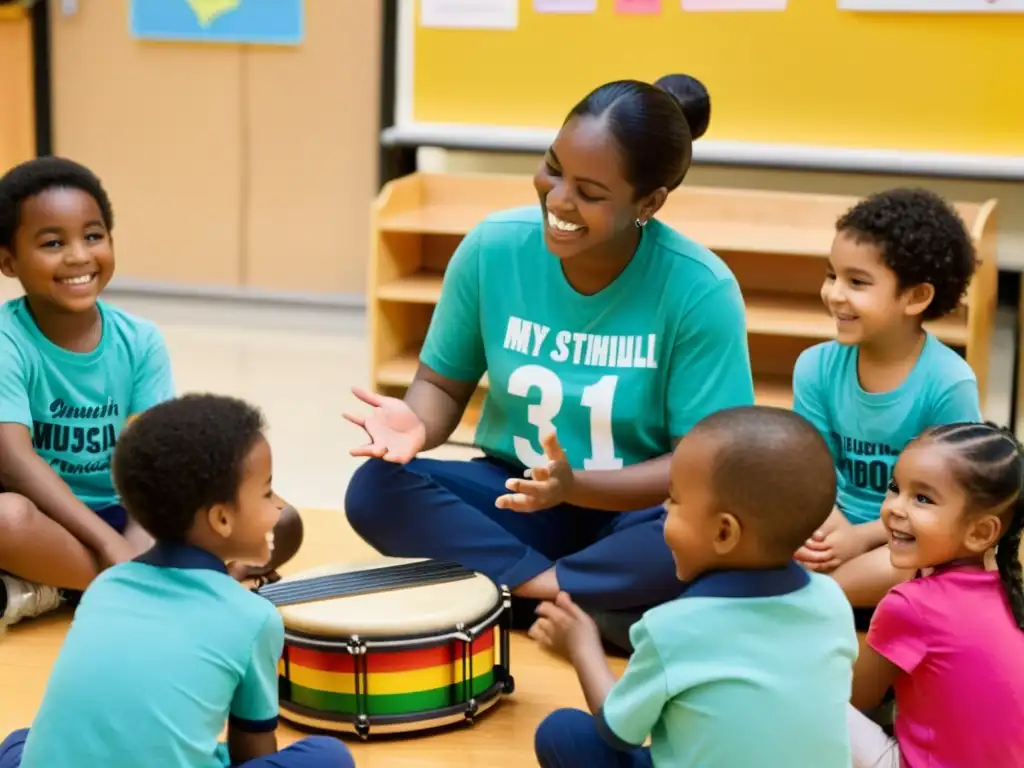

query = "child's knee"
[0,494,37,540]
[296,735,353,767]
[535,707,593,756]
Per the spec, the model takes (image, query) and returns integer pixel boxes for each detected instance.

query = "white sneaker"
[0,574,63,627]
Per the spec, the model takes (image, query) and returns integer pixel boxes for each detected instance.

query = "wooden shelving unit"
[369,173,998,446]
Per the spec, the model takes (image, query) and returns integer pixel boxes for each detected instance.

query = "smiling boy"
[0,157,175,628]
[791,188,982,628]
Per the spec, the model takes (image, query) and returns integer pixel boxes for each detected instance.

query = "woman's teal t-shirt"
[420,205,756,471]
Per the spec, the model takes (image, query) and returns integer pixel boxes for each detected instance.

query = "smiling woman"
[342,75,754,646]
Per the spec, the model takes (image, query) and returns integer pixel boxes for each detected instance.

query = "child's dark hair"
[919,421,1024,629]
[691,405,837,558]
[836,188,976,320]
[566,73,711,199]
[112,394,266,543]
[0,156,114,251]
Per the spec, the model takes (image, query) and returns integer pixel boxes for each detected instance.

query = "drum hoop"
[281,594,507,652]
[279,676,508,729]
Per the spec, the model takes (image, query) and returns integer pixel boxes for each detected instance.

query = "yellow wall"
[423,150,1024,273]
[0,7,35,173]
[410,2,1024,158]
[48,0,381,298]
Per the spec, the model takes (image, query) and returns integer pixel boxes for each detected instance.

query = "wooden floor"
[0,509,626,767]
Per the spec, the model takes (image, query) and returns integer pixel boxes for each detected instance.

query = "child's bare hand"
[227,562,281,586]
[795,508,851,572]
[98,535,136,569]
[528,591,602,662]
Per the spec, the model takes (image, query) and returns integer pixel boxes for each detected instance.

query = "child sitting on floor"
[792,187,982,629]
[0,157,303,629]
[848,421,1024,768]
[531,405,858,767]
[0,393,354,768]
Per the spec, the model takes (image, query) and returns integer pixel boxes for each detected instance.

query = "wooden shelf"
[378,206,839,258]
[377,272,445,304]
[377,272,969,347]
[369,173,998,449]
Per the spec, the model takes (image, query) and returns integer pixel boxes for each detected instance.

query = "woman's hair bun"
[653,74,711,141]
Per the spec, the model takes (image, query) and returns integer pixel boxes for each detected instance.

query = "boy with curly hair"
[792,187,983,627]
[0,393,354,768]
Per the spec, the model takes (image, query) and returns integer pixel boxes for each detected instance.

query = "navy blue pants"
[535,709,653,768]
[0,729,354,768]
[344,456,684,612]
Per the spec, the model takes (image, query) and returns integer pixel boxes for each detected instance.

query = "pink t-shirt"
[868,564,1024,768]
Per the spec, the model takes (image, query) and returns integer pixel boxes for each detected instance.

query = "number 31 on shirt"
[507,363,622,471]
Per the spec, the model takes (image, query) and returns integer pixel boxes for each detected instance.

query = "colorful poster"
[839,0,1024,10]
[420,0,518,28]
[616,0,662,12]
[535,0,597,12]
[130,0,304,45]
[683,0,786,9]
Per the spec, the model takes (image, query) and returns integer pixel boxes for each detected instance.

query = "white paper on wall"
[420,0,519,29]
[839,0,1024,11]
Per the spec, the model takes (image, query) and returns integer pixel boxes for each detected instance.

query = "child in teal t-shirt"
[0,157,176,629]
[532,406,857,768]
[792,188,982,627]
[0,158,304,630]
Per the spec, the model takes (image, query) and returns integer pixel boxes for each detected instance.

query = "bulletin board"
[389,0,1024,177]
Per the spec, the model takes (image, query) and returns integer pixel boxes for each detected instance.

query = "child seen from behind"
[532,406,858,768]
[0,394,355,768]
[848,421,1024,768]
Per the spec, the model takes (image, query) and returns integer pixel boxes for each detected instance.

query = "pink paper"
[682,0,786,10]
[615,0,662,12]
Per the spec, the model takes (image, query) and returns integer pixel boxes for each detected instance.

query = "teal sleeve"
[792,346,834,447]
[0,333,32,428]
[597,619,668,748]
[129,325,175,416]
[666,278,754,438]
[229,611,285,732]
[419,226,487,382]
[930,378,982,425]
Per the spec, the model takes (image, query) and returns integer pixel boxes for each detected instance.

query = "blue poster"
[130,0,304,45]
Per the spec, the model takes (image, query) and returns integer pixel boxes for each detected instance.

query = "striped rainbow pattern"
[279,627,498,716]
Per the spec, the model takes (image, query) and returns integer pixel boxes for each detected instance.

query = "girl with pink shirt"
[848,421,1024,767]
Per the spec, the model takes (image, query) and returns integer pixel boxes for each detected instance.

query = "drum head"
[274,557,501,638]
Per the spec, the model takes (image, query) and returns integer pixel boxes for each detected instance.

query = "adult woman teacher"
[343,75,754,636]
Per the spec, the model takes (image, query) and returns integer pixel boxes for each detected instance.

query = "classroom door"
[48,0,244,287]
[48,0,382,296]
[0,4,35,174]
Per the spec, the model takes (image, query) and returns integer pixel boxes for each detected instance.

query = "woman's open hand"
[496,432,573,513]
[344,387,426,464]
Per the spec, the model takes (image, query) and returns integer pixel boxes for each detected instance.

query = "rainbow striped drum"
[257,558,514,739]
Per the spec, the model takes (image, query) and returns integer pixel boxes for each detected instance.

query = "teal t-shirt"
[20,543,283,768]
[597,563,858,768]
[793,335,981,524]
[0,297,174,509]
[420,206,755,470]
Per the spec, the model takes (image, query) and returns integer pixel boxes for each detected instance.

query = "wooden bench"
[368,172,998,446]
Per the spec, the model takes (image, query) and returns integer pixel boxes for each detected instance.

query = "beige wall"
[423,150,1024,272]
[0,7,35,174]
[48,0,380,299]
